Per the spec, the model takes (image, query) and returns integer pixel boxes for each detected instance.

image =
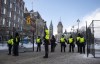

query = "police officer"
[79,35,86,54]
[7,35,13,55]
[68,35,74,52]
[76,33,81,53]
[13,32,20,56]
[60,35,66,52]
[43,29,50,58]
[36,36,42,52]
[50,35,56,52]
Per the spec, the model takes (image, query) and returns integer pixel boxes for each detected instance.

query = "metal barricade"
[87,20,100,58]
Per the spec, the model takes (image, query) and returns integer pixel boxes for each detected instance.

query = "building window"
[9,12,11,17]
[3,18,5,25]
[22,13,23,17]
[18,18,20,22]
[14,23,15,27]
[15,7,16,11]
[18,25,19,28]
[3,8,6,14]
[4,0,7,4]
[19,10,20,14]
[14,15,16,20]
[9,21,11,27]
[10,3,12,8]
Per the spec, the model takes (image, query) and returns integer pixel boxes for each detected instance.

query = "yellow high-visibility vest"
[7,39,13,45]
[45,35,49,40]
[45,30,49,35]
[77,37,80,41]
[36,38,40,43]
[60,38,65,42]
[80,37,85,43]
[11,39,14,45]
[7,40,11,44]
[69,38,73,43]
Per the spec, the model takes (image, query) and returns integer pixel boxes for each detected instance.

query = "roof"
[57,21,63,27]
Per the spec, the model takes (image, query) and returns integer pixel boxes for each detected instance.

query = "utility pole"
[77,19,80,33]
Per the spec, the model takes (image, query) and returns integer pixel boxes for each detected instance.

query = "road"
[0,44,100,64]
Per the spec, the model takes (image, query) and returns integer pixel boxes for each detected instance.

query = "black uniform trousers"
[61,43,66,52]
[76,42,80,53]
[44,40,49,57]
[51,43,55,52]
[80,43,85,54]
[8,44,12,55]
[69,43,74,52]
[37,44,41,52]
[13,44,19,56]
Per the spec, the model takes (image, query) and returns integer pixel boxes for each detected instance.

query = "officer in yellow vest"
[79,35,86,54]
[68,35,75,52]
[76,33,81,53]
[7,35,13,55]
[43,29,50,58]
[13,32,20,56]
[36,36,42,52]
[60,35,67,52]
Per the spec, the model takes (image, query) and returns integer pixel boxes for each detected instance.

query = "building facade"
[0,0,1,24]
[0,0,24,41]
[57,21,63,42]
[24,9,45,40]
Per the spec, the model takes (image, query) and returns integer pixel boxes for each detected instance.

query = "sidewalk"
[0,44,100,64]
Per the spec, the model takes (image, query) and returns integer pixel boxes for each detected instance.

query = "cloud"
[80,8,100,38]
[80,8,100,27]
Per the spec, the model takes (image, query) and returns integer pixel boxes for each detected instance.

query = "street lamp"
[77,19,80,33]
[44,21,46,34]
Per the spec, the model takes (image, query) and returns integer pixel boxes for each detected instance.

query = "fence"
[87,20,100,58]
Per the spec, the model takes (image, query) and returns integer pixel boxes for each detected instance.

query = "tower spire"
[32,0,33,10]
[60,17,61,22]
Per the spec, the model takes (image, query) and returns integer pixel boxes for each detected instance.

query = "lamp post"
[77,19,80,33]
[32,18,36,52]
[44,21,46,34]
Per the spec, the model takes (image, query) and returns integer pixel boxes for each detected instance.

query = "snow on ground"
[0,43,8,50]
[0,42,37,50]
[95,44,100,49]
[21,42,37,48]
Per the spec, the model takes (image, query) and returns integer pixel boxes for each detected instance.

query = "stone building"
[0,0,24,41]
[24,9,45,39]
[57,21,63,42]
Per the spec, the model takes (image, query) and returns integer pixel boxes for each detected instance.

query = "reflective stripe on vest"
[60,38,65,42]
[45,35,49,40]
[69,38,73,43]
[77,37,80,41]
[45,30,49,35]
[36,38,40,43]
[80,37,85,43]
[16,38,18,42]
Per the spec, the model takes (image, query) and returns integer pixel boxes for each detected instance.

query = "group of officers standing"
[35,28,86,58]
[7,32,20,56]
[7,28,86,58]
[60,33,86,54]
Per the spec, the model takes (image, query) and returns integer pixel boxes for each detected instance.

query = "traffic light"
[26,16,31,24]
